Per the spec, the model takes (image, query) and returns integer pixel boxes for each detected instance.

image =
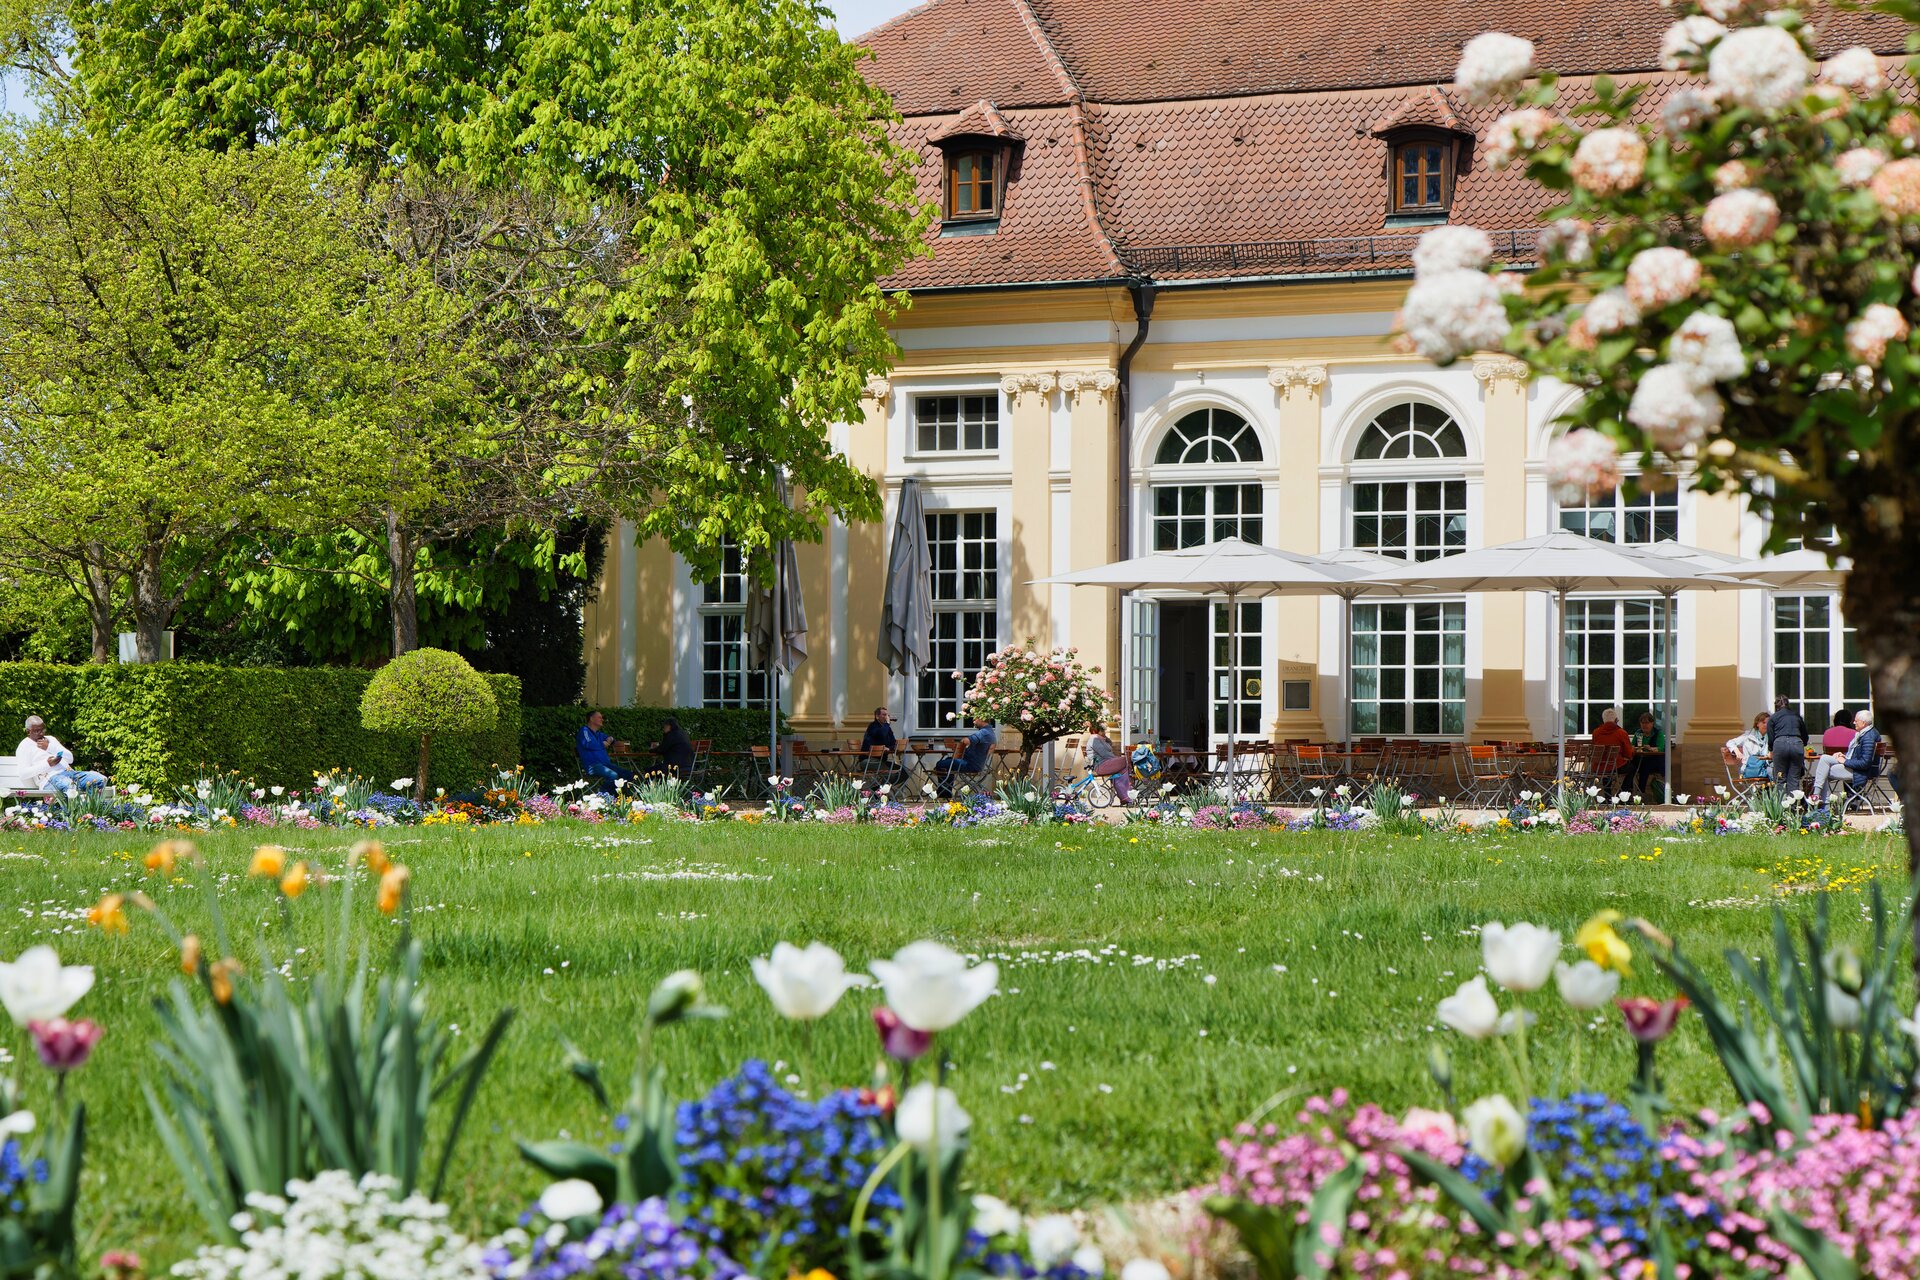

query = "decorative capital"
[1471,355,1530,388]
[861,375,892,404]
[1266,362,1328,395]
[998,372,1057,403]
[1057,369,1119,404]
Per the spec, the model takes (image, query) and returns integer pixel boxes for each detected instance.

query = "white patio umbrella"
[1365,531,1746,796]
[1038,537,1384,787]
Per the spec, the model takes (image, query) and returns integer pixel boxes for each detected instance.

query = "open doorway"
[1159,601,1210,750]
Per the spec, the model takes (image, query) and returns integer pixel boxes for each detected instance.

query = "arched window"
[1153,408,1264,465]
[1353,402,1466,461]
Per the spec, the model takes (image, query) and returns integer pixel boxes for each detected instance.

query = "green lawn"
[0,820,1907,1268]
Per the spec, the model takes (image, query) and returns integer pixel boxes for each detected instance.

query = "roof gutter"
[1115,279,1155,560]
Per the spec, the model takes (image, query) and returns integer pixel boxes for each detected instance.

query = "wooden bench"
[0,757,116,801]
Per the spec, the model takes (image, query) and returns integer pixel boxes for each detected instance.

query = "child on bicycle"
[1085,725,1132,804]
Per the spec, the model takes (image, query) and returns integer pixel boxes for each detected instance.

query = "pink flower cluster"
[1667,1109,1920,1279]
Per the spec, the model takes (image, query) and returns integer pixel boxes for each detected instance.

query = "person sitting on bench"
[1814,709,1880,808]
[14,716,107,794]
[576,710,634,793]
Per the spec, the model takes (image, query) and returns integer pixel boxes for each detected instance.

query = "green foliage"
[0,1080,84,1278]
[0,127,459,655]
[361,649,499,739]
[69,0,933,581]
[0,661,519,790]
[519,705,780,780]
[139,865,513,1238]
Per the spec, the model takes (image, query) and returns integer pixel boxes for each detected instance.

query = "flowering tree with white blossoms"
[956,643,1112,775]
[1405,5,1920,957]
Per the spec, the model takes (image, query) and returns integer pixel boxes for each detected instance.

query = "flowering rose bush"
[1402,3,1920,952]
[956,643,1112,774]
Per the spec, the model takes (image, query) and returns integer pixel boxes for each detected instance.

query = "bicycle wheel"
[1085,775,1117,808]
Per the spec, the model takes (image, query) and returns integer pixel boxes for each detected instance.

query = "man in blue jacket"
[1813,709,1880,807]
[934,719,996,798]
[577,710,634,793]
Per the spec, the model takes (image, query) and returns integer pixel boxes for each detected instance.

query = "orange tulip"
[180,934,202,976]
[350,839,392,877]
[249,846,288,879]
[280,862,311,899]
[209,957,242,1005]
[377,864,411,915]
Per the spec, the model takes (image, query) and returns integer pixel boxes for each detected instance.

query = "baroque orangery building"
[584,0,1897,786]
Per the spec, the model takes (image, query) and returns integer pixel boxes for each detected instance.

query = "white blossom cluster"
[1624,247,1703,311]
[1400,226,1509,363]
[1484,108,1555,171]
[1700,188,1779,249]
[1569,128,1646,195]
[1706,25,1809,111]
[1821,45,1887,96]
[1659,16,1726,69]
[1834,146,1886,187]
[1845,303,1909,367]
[1543,429,1624,504]
[1454,32,1534,103]
[173,1171,489,1280]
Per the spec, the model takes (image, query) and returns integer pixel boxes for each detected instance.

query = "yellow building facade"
[582,0,1882,789]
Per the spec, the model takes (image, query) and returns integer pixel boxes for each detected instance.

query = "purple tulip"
[873,1005,932,1062]
[28,1017,103,1072]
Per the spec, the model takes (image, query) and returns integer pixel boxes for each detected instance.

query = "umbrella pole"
[1341,591,1352,748]
[1554,588,1568,787]
[1662,589,1676,805]
[1225,590,1238,798]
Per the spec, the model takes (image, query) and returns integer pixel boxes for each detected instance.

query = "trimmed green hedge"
[0,663,519,791]
[520,705,784,780]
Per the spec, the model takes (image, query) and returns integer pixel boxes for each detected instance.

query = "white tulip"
[1072,1244,1107,1276]
[971,1194,1023,1239]
[1496,1009,1538,1037]
[1121,1263,1173,1280]
[1027,1214,1081,1270]
[1464,1095,1528,1168]
[870,940,999,1032]
[0,946,94,1026]
[893,1082,970,1155]
[1437,975,1501,1040]
[750,941,870,1021]
[536,1178,604,1222]
[1897,1000,1920,1055]
[1554,960,1621,1011]
[0,1110,33,1140]
[1824,982,1862,1033]
[1481,921,1562,993]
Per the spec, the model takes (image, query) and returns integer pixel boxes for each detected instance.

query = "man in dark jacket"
[1814,710,1880,806]
[1766,696,1810,795]
[654,717,695,780]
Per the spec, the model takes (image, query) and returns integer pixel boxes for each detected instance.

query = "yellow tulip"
[144,839,192,875]
[377,864,411,915]
[280,861,311,899]
[249,845,287,879]
[1575,910,1634,976]
[86,893,128,935]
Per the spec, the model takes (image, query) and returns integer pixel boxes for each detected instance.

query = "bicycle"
[1055,766,1122,813]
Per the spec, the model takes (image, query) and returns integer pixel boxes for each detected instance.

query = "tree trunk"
[127,544,173,663]
[386,507,420,657]
[82,545,117,663]
[415,732,432,805]
[1840,540,1920,990]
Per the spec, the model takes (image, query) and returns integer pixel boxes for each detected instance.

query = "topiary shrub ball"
[361,648,498,800]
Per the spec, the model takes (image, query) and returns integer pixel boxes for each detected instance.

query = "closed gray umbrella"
[877,477,933,677]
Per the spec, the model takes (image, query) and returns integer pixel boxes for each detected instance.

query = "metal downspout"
[1115,279,1156,559]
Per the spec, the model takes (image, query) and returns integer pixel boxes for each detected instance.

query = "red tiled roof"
[859,0,1910,290]
[929,99,1025,142]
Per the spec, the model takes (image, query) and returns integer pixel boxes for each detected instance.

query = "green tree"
[70,0,932,635]
[1409,9,1920,961]
[360,646,499,801]
[0,127,466,661]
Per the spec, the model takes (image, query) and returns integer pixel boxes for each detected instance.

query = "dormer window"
[1393,139,1451,214]
[930,99,1022,236]
[1370,88,1471,227]
[947,150,1000,220]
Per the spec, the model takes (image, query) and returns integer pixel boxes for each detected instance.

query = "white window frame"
[695,541,771,710]
[1560,596,1669,737]
[908,391,1002,459]
[1349,599,1467,737]
[916,508,1001,733]
[1555,480,1681,546]
[1770,592,1871,725]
